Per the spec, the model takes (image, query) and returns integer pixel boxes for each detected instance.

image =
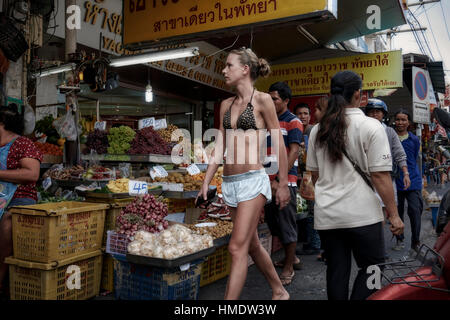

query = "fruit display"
[107,126,136,154]
[35,115,60,145]
[128,126,172,155]
[127,224,213,259]
[82,165,113,180]
[107,178,130,193]
[116,194,169,241]
[80,116,96,134]
[43,165,85,180]
[186,219,233,240]
[152,172,203,191]
[157,124,182,143]
[34,142,63,156]
[191,166,223,194]
[83,129,109,154]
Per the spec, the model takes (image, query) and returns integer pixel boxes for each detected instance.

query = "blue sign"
[414,72,428,101]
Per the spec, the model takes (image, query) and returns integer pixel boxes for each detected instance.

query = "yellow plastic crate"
[101,254,114,293]
[200,244,231,287]
[5,250,102,300]
[9,201,108,263]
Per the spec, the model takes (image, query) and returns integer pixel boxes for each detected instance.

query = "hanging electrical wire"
[411,10,435,60]
[423,6,443,61]
[407,9,435,60]
[439,1,450,41]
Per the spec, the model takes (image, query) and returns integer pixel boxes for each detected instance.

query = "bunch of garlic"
[127,224,213,259]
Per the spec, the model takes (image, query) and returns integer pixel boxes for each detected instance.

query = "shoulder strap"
[249,87,255,104]
[228,96,237,112]
[342,149,375,191]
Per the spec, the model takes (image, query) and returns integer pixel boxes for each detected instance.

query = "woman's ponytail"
[316,71,362,163]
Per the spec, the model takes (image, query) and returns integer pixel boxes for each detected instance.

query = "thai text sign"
[123,0,330,45]
[256,50,403,96]
[148,41,232,92]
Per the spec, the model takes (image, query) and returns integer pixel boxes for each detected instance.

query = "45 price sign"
[128,180,148,196]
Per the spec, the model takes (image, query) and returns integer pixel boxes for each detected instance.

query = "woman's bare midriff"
[222,128,266,176]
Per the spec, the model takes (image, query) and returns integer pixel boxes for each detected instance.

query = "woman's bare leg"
[225,195,289,300]
[248,228,290,299]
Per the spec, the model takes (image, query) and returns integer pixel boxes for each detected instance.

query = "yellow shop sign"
[123,0,334,45]
[256,50,403,96]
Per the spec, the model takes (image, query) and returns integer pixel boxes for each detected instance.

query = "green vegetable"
[107,126,136,154]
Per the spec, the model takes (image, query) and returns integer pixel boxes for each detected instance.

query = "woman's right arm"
[198,100,228,200]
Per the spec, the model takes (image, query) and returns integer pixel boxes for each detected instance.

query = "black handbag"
[342,149,375,191]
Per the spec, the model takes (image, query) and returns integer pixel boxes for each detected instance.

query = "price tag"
[163,183,184,192]
[154,118,167,130]
[186,164,200,176]
[94,121,107,130]
[149,166,168,179]
[179,263,190,271]
[138,117,155,130]
[42,177,52,191]
[128,180,148,196]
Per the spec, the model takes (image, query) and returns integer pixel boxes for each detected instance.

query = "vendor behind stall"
[0,103,42,297]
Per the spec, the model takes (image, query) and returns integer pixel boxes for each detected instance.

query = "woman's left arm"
[259,93,290,208]
[0,158,40,184]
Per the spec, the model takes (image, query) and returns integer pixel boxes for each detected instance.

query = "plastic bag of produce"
[53,111,78,141]
[299,171,315,201]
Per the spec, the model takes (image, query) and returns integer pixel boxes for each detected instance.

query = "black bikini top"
[223,88,258,130]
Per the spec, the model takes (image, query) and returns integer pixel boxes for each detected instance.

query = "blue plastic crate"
[113,255,202,300]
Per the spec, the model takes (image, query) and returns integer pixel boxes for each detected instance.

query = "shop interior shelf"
[81,154,174,163]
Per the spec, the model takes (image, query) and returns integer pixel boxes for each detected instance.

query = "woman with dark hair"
[393,110,423,254]
[306,71,404,300]
[197,47,290,300]
[0,103,42,296]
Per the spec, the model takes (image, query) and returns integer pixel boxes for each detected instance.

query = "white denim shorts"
[222,169,272,208]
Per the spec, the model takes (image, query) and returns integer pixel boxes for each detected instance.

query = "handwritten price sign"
[138,117,155,130]
[94,121,107,131]
[128,180,148,196]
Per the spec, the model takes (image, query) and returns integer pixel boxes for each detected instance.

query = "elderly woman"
[0,104,42,297]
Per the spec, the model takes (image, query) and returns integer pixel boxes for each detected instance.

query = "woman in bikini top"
[197,47,291,301]
[222,88,258,131]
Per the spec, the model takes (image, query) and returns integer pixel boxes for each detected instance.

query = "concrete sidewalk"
[197,182,447,300]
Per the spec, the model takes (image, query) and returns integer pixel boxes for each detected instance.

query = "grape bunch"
[116,194,169,241]
[128,126,172,155]
[107,126,136,154]
[83,129,109,154]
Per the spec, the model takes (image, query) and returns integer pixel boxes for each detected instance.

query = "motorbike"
[368,108,450,300]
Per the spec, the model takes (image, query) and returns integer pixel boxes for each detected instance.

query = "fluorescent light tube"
[32,63,76,78]
[110,47,199,67]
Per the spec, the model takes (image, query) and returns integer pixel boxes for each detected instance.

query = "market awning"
[207,0,406,62]
[426,62,446,94]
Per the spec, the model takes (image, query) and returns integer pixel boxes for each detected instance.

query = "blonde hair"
[229,47,271,80]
